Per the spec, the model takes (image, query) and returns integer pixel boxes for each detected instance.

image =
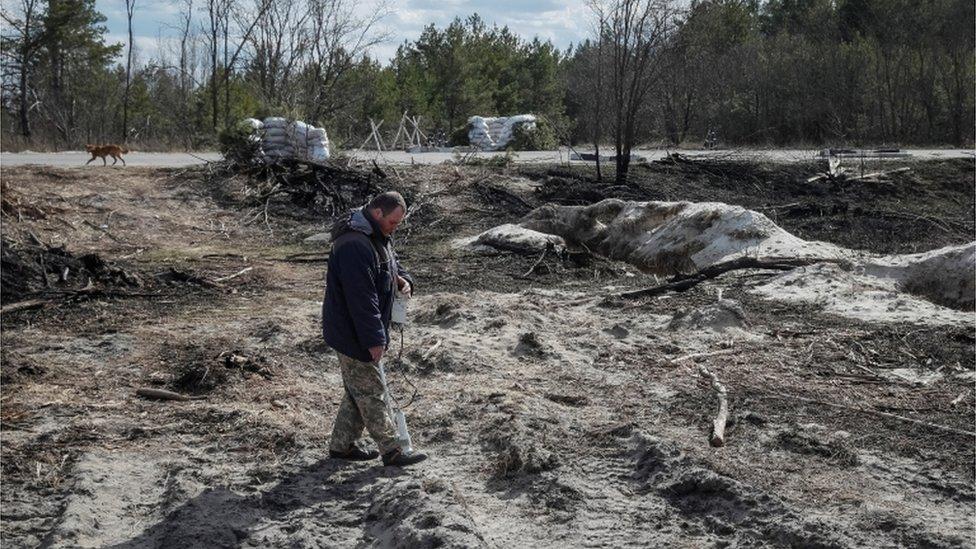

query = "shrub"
[218,121,261,164]
[449,124,471,147]
[509,116,558,151]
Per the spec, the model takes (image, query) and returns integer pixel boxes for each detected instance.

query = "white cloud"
[97,0,592,68]
[365,0,590,61]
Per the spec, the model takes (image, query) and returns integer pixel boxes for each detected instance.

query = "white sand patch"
[403,289,672,384]
[753,263,974,326]
[46,452,168,547]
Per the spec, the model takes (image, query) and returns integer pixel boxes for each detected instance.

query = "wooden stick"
[765,392,976,437]
[844,167,911,182]
[369,119,385,151]
[274,256,329,263]
[135,388,205,401]
[671,348,735,364]
[390,112,407,149]
[212,266,253,283]
[421,339,443,362]
[2,288,161,314]
[284,252,331,259]
[698,365,729,447]
[1,298,49,314]
[523,246,549,277]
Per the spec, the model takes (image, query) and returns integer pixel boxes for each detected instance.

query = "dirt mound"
[413,298,473,328]
[668,299,749,333]
[755,262,974,326]
[365,477,489,548]
[154,343,276,394]
[482,418,560,479]
[518,199,848,275]
[866,243,975,311]
[630,434,856,547]
[511,332,552,358]
[752,242,975,326]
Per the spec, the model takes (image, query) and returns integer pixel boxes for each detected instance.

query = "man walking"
[322,191,427,467]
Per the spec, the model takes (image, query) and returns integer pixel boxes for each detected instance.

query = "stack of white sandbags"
[241,118,264,146]
[468,114,537,150]
[286,120,331,162]
[468,116,492,149]
[242,118,263,131]
[254,117,330,162]
[261,117,294,158]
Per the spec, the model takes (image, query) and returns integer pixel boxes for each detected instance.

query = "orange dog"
[85,144,129,166]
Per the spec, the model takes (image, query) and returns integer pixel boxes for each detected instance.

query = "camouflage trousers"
[329,352,398,455]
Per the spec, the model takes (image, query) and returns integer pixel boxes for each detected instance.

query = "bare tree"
[202,0,230,131]
[175,0,195,146]
[221,0,273,126]
[304,0,389,123]
[589,0,679,184]
[592,14,607,181]
[567,38,608,181]
[247,0,311,109]
[0,0,44,140]
[121,0,136,142]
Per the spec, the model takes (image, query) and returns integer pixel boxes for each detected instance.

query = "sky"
[94,0,592,67]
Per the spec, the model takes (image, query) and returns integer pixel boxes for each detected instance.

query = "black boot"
[382,448,428,467]
[329,444,380,461]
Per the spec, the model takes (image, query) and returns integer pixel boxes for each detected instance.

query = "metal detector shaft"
[376,361,396,423]
[376,360,414,453]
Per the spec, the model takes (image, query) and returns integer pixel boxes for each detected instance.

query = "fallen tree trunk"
[617,256,847,300]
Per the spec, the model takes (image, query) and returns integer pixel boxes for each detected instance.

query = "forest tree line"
[2,0,973,153]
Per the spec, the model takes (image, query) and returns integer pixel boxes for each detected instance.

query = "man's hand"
[396,275,412,297]
[369,346,385,362]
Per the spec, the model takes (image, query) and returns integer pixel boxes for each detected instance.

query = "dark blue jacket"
[322,207,414,362]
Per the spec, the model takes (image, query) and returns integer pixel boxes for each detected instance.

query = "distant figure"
[85,144,129,166]
[704,128,718,150]
[322,191,428,467]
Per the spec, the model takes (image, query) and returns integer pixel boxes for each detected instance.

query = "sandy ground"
[1,148,973,167]
[1,159,974,548]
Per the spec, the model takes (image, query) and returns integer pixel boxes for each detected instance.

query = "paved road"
[0,151,222,167]
[2,148,972,168]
